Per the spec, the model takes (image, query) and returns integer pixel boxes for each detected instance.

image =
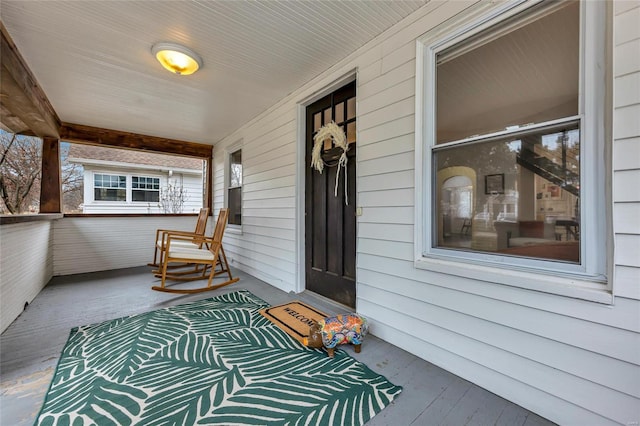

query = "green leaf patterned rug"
[35,290,402,425]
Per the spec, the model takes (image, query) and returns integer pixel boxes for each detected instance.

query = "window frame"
[131,176,161,203]
[91,171,164,205]
[224,141,243,231]
[414,0,610,303]
[93,173,127,202]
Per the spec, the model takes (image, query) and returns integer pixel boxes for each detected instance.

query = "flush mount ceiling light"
[151,42,202,75]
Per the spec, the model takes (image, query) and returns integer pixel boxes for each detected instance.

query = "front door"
[305,81,357,307]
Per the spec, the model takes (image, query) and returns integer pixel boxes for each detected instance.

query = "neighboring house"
[68,144,204,214]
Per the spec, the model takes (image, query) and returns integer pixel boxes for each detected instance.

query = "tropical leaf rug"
[35,290,402,425]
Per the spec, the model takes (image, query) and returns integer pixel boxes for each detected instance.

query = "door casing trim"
[294,70,357,294]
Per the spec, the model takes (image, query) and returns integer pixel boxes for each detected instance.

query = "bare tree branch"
[1,130,42,213]
[0,176,16,214]
[0,133,17,168]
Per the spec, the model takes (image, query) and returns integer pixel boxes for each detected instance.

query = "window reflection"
[435,122,580,263]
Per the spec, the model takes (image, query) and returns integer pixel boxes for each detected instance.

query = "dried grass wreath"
[311,122,350,205]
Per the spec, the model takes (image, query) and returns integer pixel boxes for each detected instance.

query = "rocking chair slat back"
[149,207,210,267]
[211,208,229,248]
[193,207,210,242]
[151,208,239,294]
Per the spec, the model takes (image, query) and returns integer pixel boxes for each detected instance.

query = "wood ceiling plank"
[0,1,426,144]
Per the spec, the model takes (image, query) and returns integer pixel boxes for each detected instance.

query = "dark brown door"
[305,81,357,307]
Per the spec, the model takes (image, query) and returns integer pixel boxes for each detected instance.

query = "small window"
[94,173,126,201]
[228,149,242,226]
[132,176,160,202]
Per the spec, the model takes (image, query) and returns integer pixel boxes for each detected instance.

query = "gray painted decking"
[0,267,555,425]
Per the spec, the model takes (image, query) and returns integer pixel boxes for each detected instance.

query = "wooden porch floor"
[1,266,555,425]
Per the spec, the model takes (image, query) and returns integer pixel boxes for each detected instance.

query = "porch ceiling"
[1,0,427,145]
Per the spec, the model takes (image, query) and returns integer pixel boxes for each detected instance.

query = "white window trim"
[414,0,612,303]
[224,140,243,234]
[131,176,161,203]
[92,172,127,204]
[91,171,163,205]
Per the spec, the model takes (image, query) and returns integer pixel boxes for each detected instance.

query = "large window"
[417,0,607,286]
[228,149,242,226]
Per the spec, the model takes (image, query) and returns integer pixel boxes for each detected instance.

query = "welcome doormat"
[259,300,327,346]
[35,290,402,425]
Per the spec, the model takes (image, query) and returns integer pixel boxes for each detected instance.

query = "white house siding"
[53,216,212,276]
[169,172,204,214]
[0,221,54,333]
[213,1,640,424]
[212,109,298,292]
[81,166,203,214]
[614,1,640,303]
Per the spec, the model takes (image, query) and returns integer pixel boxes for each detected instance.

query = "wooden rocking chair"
[151,208,239,294]
[148,207,209,268]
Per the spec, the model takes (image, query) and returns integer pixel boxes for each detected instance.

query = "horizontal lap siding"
[214,104,298,292]
[53,216,206,275]
[612,18,640,426]
[358,287,638,419]
[613,2,640,305]
[180,175,205,214]
[368,316,615,425]
[213,1,640,424]
[359,222,414,243]
[0,222,53,333]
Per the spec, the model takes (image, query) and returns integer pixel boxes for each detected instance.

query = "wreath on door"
[311,122,350,205]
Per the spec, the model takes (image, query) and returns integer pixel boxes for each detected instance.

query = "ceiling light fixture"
[151,42,202,75]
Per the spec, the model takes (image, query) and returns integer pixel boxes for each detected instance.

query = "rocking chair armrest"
[156,228,179,233]
[155,228,171,240]
[156,228,191,241]
[168,234,218,245]
[158,229,204,244]
[165,233,212,247]
[190,235,216,244]
[197,236,217,244]
[161,230,201,238]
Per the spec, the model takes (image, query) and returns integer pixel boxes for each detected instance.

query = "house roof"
[1,1,428,145]
[68,144,202,171]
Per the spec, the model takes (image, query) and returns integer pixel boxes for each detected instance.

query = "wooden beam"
[0,102,30,134]
[59,122,213,159]
[0,22,60,137]
[39,137,61,213]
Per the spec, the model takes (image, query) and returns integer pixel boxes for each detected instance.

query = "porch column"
[39,136,61,213]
